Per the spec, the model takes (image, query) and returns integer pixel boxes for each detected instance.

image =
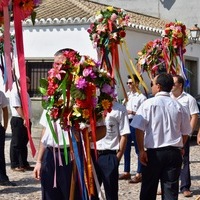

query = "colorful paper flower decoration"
[136,38,165,77]
[162,21,189,74]
[136,21,189,78]
[162,21,188,55]
[87,6,130,49]
[39,49,116,131]
[0,0,41,24]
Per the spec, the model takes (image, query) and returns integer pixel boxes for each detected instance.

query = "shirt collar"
[155,91,170,97]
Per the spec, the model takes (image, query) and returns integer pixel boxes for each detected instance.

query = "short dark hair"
[156,73,174,92]
[54,48,75,56]
[173,74,184,89]
[127,74,139,83]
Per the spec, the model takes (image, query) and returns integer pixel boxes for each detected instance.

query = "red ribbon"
[3,5,13,91]
[13,4,36,157]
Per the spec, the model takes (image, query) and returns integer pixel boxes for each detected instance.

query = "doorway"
[184,59,198,97]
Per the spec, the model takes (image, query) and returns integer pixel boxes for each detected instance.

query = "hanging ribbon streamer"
[121,41,148,92]
[13,4,36,157]
[3,5,13,91]
[110,42,128,101]
[82,128,94,197]
[71,127,88,200]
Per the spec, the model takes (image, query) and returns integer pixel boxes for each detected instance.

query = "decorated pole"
[0,0,42,157]
[136,21,189,83]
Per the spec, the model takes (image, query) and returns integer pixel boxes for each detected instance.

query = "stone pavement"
[1,127,200,200]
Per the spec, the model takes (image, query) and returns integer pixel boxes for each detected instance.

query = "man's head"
[171,75,184,95]
[151,73,174,95]
[127,74,139,92]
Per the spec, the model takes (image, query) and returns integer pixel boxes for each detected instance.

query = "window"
[26,60,53,97]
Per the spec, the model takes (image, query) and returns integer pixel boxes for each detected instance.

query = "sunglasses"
[127,82,133,85]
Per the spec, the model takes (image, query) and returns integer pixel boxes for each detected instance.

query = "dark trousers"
[91,151,119,200]
[41,147,74,200]
[0,125,8,182]
[124,120,142,173]
[140,147,182,200]
[10,117,29,168]
[180,138,191,192]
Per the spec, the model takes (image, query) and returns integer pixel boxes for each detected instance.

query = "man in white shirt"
[33,110,76,200]
[170,74,199,197]
[119,74,146,183]
[91,100,130,200]
[9,77,32,172]
[0,90,16,186]
[131,73,191,200]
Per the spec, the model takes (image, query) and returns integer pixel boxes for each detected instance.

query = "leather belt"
[147,146,182,151]
[98,150,117,156]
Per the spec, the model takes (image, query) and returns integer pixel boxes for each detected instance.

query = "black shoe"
[24,165,34,171]
[0,180,17,186]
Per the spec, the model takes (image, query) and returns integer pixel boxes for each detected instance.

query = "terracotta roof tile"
[34,0,167,29]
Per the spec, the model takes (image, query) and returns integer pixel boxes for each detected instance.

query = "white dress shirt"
[96,101,130,150]
[131,91,192,149]
[40,110,70,147]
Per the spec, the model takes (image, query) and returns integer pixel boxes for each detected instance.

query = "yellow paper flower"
[101,99,111,110]
[107,6,114,12]
[82,109,90,119]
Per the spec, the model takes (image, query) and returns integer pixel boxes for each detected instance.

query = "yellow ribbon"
[121,40,149,92]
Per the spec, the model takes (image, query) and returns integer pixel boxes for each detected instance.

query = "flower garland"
[162,21,188,74]
[136,38,165,77]
[39,49,116,131]
[0,0,41,23]
[88,6,130,101]
[136,21,189,79]
[87,6,129,49]
[39,49,116,198]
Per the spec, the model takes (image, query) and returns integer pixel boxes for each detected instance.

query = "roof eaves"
[16,17,163,36]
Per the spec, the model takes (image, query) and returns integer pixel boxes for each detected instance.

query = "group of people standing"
[0,76,32,186]
[0,68,199,200]
[120,73,199,199]
[33,65,199,200]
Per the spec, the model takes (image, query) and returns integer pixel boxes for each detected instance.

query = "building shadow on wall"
[160,0,175,10]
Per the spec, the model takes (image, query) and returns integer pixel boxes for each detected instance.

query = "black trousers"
[140,147,182,200]
[91,150,119,200]
[0,125,8,182]
[10,117,29,168]
[41,147,74,200]
[180,138,191,192]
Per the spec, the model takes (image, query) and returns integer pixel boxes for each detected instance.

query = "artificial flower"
[87,6,130,48]
[39,49,115,131]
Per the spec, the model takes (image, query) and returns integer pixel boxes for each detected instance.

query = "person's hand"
[139,150,148,166]
[197,130,200,145]
[33,162,42,180]
[23,119,27,127]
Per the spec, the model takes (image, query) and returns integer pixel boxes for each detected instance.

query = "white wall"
[23,24,98,60]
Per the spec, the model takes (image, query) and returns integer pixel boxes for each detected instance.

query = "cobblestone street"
[1,128,200,200]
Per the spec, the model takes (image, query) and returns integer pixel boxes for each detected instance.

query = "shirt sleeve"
[39,110,48,127]
[119,109,130,136]
[0,91,8,108]
[180,106,192,135]
[189,96,199,115]
[130,103,148,131]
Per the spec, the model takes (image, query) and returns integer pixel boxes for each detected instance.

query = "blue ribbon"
[71,127,88,200]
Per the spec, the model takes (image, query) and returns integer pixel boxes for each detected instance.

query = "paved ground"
[1,127,200,200]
